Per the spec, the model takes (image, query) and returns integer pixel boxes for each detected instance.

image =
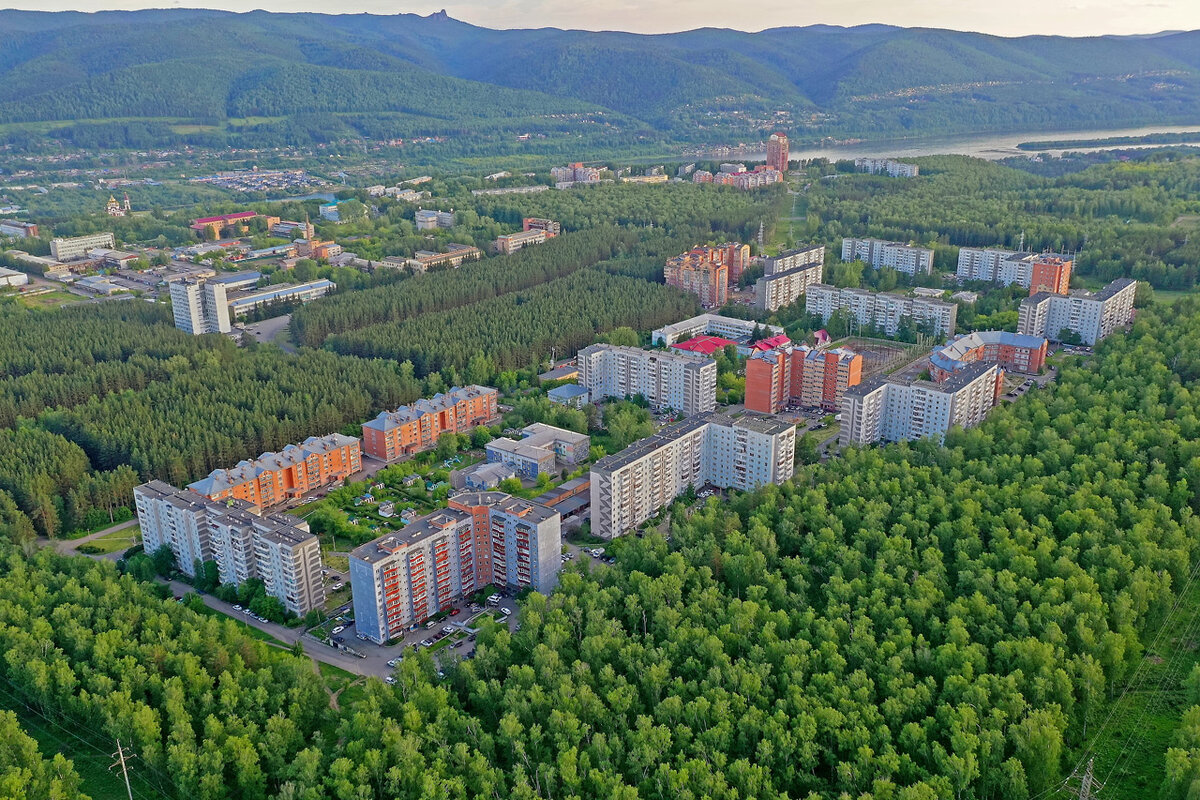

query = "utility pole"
[1064,758,1102,800]
[110,740,136,800]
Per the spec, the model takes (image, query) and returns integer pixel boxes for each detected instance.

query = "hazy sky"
[7,0,1200,36]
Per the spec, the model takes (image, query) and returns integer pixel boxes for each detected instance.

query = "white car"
[232,605,243,611]
[441,626,455,634]
[384,676,397,685]
[331,583,344,591]
[331,625,345,635]
[500,608,512,617]
[386,658,399,668]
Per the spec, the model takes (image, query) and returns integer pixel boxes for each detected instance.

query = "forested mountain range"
[2,9,1200,149]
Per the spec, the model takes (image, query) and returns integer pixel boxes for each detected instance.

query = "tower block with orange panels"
[1029,255,1072,296]
[766,132,789,173]
[746,341,863,414]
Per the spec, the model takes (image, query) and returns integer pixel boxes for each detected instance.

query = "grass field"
[76,526,140,555]
[17,290,83,309]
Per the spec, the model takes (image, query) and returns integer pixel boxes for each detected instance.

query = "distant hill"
[1,9,1199,149]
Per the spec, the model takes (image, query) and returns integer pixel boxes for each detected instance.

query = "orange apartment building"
[361,385,499,461]
[1029,255,1072,296]
[665,244,748,307]
[766,132,789,173]
[188,433,361,508]
[746,341,864,413]
[929,331,1048,381]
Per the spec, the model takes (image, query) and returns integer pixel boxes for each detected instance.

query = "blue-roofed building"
[929,330,1048,381]
[209,271,261,291]
[547,383,590,409]
[226,279,335,317]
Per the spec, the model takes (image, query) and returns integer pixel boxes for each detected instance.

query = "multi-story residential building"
[766,132,789,173]
[351,492,561,642]
[746,343,864,413]
[362,385,499,461]
[414,209,456,230]
[135,481,326,615]
[576,344,717,416]
[495,229,547,254]
[712,167,784,190]
[854,158,920,178]
[485,423,590,478]
[665,250,727,308]
[1017,277,1136,345]
[652,313,785,346]
[1029,255,1073,296]
[50,232,115,261]
[170,277,231,335]
[842,237,934,275]
[188,433,361,508]
[226,279,335,317]
[806,284,957,337]
[764,244,824,276]
[841,361,1002,446]
[551,163,602,187]
[409,243,483,271]
[590,411,796,538]
[756,261,824,311]
[190,211,261,240]
[522,218,560,237]
[929,331,1048,381]
[956,248,1074,295]
[0,219,38,238]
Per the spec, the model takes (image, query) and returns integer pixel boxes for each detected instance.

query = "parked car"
[331,583,344,591]
[233,605,243,612]
[333,636,344,644]
[451,640,464,649]
[500,608,512,617]
[386,658,399,668]
[449,608,460,616]
[384,676,397,685]
[331,625,345,635]
[441,626,454,634]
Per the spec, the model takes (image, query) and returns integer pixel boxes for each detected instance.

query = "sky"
[6,0,1200,37]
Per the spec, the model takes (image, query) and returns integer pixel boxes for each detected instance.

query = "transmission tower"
[109,740,137,800]
[1064,758,1103,800]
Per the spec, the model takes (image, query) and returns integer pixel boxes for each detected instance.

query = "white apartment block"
[134,481,326,615]
[763,244,825,276]
[855,158,920,178]
[841,361,1001,447]
[805,283,957,337]
[756,262,824,311]
[590,411,796,539]
[576,344,716,416]
[1017,277,1136,345]
[652,313,785,346]
[842,238,934,275]
[50,232,115,261]
[957,248,1034,285]
[170,277,231,335]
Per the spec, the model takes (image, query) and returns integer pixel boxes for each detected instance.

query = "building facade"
[854,158,919,177]
[806,284,957,337]
[1017,278,1136,345]
[929,331,1048,381]
[663,245,748,307]
[576,344,716,416]
[495,229,547,254]
[652,314,785,346]
[362,385,499,461]
[226,279,334,317]
[522,218,560,236]
[756,262,825,311]
[0,220,38,238]
[841,238,934,275]
[188,433,361,508]
[350,492,561,642]
[135,481,325,615]
[50,232,115,261]
[763,244,824,276]
[956,248,1074,295]
[170,278,231,335]
[745,343,864,413]
[486,423,589,479]
[415,209,456,230]
[766,133,790,173]
[589,412,795,538]
[841,361,1002,446]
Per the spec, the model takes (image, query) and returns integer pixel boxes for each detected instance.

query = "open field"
[76,525,140,555]
[16,290,83,309]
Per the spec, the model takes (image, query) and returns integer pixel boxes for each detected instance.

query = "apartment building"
[485,423,590,478]
[841,361,1002,446]
[712,167,784,190]
[50,232,115,261]
[410,243,482,270]
[495,229,547,254]
[522,218,560,237]
[0,219,38,238]
[190,211,261,240]
[956,248,1074,295]
[350,492,560,642]
[841,237,934,275]
[227,279,334,317]
[551,163,602,186]
[590,412,796,538]
[1017,277,1136,345]
[930,331,1048,381]
[756,262,825,311]
[766,132,789,173]
[764,244,824,276]
[806,284,957,337]
[135,481,325,615]
[188,433,361,508]
[414,209,456,230]
[745,343,863,413]
[576,344,717,416]
[170,277,231,335]
[652,313,785,346]
[665,245,749,306]
[854,158,920,178]
[362,385,499,461]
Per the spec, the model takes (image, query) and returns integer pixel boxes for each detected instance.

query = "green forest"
[2,292,1200,799]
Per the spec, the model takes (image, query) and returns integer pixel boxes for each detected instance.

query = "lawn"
[1152,289,1197,305]
[17,290,84,309]
[75,525,140,555]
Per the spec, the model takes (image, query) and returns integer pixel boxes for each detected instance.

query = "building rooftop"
[547,383,589,401]
[350,509,472,564]
[931,331,1046,374]
[670,335,737,356]
[591,411,791,474]
[450,491,559,523]
[539,364,581,382]
[363,385,497,433]
[209,270,262,285]
[751,334,792,351]
[188,433,359,496]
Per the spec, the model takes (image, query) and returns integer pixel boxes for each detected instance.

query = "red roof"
[193,211,258,225]
[814,329,831,346]
[670,335,736,356]
[752,334,791,352]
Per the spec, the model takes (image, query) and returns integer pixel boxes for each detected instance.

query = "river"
[733,124,1200,163]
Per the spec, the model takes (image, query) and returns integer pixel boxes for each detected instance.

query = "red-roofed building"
[670,335,737,357]
[814,329,831,347]
[191,212,273,240]
[752,334,791,352]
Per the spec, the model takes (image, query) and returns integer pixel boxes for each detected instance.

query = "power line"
[110,740,137,800]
